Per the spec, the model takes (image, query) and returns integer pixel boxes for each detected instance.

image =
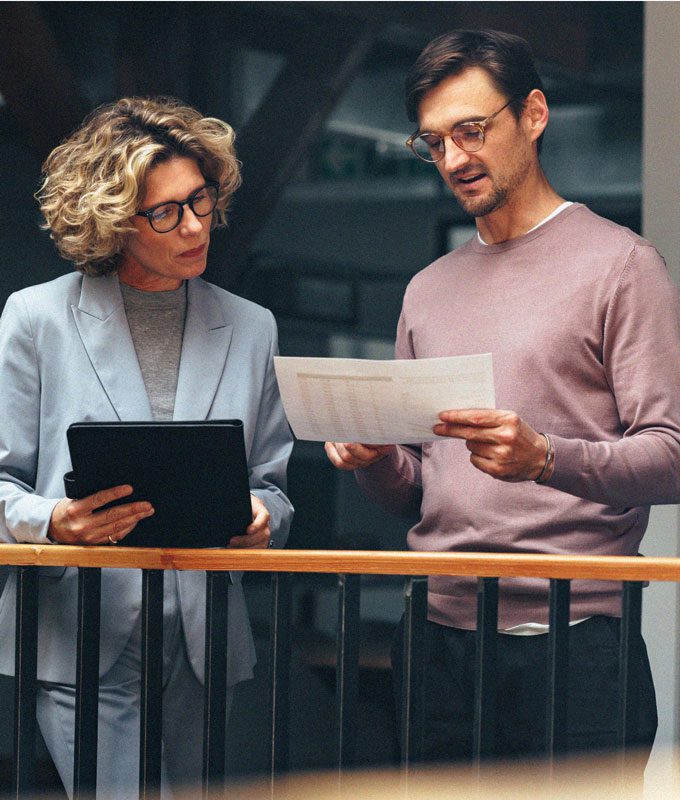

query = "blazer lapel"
[173,278,233,420]
[71,274,152,420]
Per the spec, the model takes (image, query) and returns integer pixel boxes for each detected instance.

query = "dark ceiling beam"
[442,3,595,73]
[205,13,379,289]
[115,4,192,99]
[287,2,597,73]
[0,1,90,163]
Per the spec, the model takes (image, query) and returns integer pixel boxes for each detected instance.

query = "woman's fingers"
[48,488,154,545]
[246,494,270,535]
[78,484,134,513]
[91,505,155,543]
[229,495,271,548]
[229,528,270,549]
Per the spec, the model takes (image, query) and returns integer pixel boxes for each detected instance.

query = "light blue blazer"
[0,271,294,685]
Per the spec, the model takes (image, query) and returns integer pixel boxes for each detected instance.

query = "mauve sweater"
[357,203,680,629]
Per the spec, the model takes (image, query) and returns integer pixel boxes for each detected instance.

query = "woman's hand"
[48,485,155,545]
[229,494,271,548]
[324,441,393,471]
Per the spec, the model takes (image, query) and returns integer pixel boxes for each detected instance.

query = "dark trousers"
[392,615,657,763]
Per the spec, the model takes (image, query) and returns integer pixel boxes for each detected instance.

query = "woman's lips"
[179,244,206,258]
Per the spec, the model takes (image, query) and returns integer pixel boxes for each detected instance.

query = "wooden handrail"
[1,544,680,582]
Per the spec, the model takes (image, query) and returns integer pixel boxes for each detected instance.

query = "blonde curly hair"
[37,96,242,276]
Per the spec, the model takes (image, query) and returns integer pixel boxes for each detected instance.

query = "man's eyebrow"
[418,113,486,134]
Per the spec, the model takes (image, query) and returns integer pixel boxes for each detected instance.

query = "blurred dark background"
[0,1,645,791]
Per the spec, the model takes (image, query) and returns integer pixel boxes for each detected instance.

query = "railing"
[3,545,680,798]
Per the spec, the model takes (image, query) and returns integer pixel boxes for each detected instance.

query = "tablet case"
[65,420,251,548]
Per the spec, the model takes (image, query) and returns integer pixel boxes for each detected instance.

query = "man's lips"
[455,172,487,185]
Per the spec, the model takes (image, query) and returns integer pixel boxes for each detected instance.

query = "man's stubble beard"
[451,148,533,219]
[455,183,510,218]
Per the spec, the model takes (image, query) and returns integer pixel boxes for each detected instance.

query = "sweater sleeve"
[546,244,680,506]
[355,305,423,519]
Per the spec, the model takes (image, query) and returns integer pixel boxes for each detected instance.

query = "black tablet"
[66,420,251,548]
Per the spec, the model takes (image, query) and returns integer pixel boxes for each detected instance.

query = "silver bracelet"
[534,432,554,484]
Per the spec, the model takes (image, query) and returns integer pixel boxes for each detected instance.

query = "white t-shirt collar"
[477,201,573,246]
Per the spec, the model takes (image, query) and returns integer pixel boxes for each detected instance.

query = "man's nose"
[441,136,471,173]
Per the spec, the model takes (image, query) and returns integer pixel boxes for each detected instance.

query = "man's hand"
[229,494,271,548]
[324,442,394,471]
[48,485,155,545]
[433,409,549,482]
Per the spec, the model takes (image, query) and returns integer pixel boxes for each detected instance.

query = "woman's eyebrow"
[140,183,207,210]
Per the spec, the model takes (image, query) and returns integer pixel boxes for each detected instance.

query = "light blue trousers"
[36,573,233,799]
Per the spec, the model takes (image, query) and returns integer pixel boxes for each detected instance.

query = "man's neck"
[476,169,565,245]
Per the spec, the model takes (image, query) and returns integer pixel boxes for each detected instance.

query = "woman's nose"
[180,206,204,234]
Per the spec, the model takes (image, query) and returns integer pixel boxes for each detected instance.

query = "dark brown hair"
[405,29,545,152]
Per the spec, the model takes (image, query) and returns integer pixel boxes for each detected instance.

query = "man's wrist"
[534,433,554,484]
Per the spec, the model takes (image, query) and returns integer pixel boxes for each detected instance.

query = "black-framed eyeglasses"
[406,97,517,163]
[135,180,220,233]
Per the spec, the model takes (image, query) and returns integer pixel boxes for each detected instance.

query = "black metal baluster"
[400,576,427,767]
[13,565,39,798]
[269,573,292,777]
[139,569,164,798]
[473,577,498,763]
[74,567,102,799]
[202,571,229,799]
[618,581,643,754]
[546,579,570,758]
[336,574,360,769]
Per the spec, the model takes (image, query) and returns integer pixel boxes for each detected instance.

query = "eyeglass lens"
[412,124,485,162]
[149,184,219,232]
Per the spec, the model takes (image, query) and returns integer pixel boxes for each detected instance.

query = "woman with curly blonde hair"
[0,97,293,799]
[38,95,242,277]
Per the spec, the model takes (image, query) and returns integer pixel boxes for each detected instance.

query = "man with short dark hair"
[325,29,680,761]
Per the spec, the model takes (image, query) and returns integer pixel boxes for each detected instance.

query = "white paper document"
[274,354,495,444]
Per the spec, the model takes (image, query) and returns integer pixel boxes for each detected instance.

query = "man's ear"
[522,89,549,144]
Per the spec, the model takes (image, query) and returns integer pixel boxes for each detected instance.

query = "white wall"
[641,1,680,752]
